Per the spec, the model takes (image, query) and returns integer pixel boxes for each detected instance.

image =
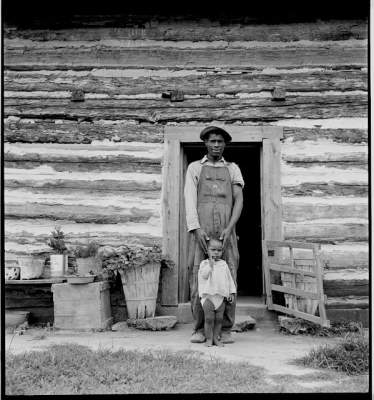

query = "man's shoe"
[220,331,234,344]
[190,332,206,343]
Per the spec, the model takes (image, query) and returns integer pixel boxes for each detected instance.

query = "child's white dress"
[198,259,236,310]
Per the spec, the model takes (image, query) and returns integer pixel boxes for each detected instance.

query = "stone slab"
[127,316,177,331]
[232,316,257,332]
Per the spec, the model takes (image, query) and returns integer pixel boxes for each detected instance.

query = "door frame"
[161,125,284,305]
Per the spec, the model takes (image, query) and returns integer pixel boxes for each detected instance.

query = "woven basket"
[119,262,161,319]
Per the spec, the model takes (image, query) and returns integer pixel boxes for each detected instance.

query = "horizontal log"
[282,197,368,222]
[323,275,368,297]
[283,127,367,143]
[5,166,162,191]
[4,119,164,143]
[4,161,162,174]
[281,164,367,186]
[282,183,368,197]
[282,140,367,165]
[4,142,162,161]
[272,284,320,299]
[4,187,161,204]
[325,296,369,309]
[4,68,368,95]
[4,43,367,69]
[279,242,368,270]
[4,20,368,42]
[4,119,367,145]
[3,95,368,122]
[4,203,160,224]
[284,220,368,243]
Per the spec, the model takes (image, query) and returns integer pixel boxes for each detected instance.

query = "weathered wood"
[284,220,368,242]
[4,68,368,95]
[161,137,180,305]
[282,183,368,197]
[326,296,369,309]
[262,139,283,241]
[5,161,162,174]
[5,219,162,250]
[266,240,318,249]
[4,42,367,69]
[271,303,328,326]
[269,263,317,277]
[4,95,368,122]
[262,240,273,309]
[178,148,189,303]
[271,284,319,300]
[279,242,368,270]
[283,198,368,222]
[4,120,367,145]
[324,279,369,296]
[4,119,164,144]
[5,177,161,192]
[4,143,163,164]
[5,203,159,224]
[4,20,368,42]
[283,127,368,144]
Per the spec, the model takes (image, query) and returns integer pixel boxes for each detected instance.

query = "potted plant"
[101,244,174,319]
[73,241,102,276]
[47,226,68,277]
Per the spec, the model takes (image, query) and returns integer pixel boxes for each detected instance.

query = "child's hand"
[208,256,214,269]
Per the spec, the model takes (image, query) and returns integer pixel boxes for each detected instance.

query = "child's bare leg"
[202,299,214,347]
[213,302,225,347]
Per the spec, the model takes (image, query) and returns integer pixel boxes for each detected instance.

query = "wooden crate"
[52,281,112,330]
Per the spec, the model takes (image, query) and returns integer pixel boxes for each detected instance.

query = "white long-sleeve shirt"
[198,259,237,309]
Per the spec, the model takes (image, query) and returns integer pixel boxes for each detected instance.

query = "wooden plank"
[271,303,329,326]
[5,203,159,224]
[324,278,369,296]
[4,44,367,69]
[262,139,283,241]
[165,125,283,142]
[283,183,368,197]
[161,137,180,305]
[262,240,273,308]
[4,121,367,145]
[4,95,368,121]
[4,119,164,144]
[284,221,368,243]
[269,263,317,277]
[5,278,66,284]
[283,199,368,222]
[4,68,368,95]
[283,127,368,144]
[266,240,318,249]
[4,20,368,42]
[178,147,189,303]
[314,246,328,323]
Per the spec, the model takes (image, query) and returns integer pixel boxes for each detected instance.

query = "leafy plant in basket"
[101,244,175,274]
[47,226,68,277]
[101,244,175,319]
[73,241,102,276]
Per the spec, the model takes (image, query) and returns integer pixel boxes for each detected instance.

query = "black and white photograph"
[2,0,370,396]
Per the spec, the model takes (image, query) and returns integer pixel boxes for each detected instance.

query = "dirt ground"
[5,320,370,393]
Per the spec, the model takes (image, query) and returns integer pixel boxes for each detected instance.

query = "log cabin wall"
[4,14,368,321]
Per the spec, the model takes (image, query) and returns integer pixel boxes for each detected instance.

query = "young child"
[198,238,236,347]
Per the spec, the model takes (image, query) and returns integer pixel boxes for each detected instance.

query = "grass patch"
[296,330,369,375]
[6,343,283,395]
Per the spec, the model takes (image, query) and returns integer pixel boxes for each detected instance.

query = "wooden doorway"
[161,125,283,306]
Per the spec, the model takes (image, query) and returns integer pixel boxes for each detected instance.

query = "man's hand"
[194,228,209,254]
[219,227,232,249]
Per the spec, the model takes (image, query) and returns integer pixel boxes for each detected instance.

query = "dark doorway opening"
[183,143,263,296]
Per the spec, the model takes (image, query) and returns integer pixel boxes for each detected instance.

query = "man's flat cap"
[200,126,232,143]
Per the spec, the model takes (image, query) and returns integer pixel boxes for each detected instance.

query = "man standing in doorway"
[184,126,244,343]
